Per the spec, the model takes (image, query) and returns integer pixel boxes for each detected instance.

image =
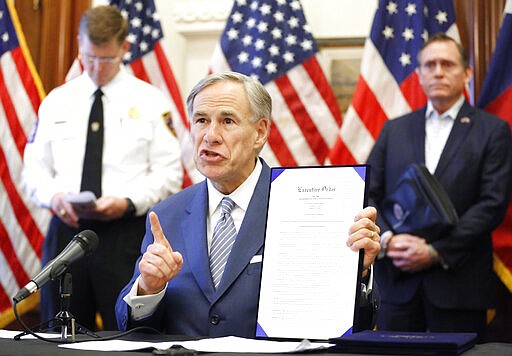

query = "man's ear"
[254,118,270,150]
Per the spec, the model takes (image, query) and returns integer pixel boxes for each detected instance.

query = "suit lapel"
[412,109,427,165]
[212,160,271,300]
[434,101,475,177]
[182,182,217,303]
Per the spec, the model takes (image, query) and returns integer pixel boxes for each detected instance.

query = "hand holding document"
[65,191,97,210]
[256,166,368,340]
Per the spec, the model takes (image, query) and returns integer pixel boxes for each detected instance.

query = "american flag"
[328,0,460,165]
[477,0,512,292]
[210,0,343,167]
[0,0,50,322]
[67,0,199,185]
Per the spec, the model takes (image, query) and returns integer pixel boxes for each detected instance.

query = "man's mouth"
[200,149,224,160]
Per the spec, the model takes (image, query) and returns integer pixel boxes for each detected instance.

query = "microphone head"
[73,230,99,255]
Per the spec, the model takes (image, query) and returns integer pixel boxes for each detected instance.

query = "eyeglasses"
[80,53,121,65]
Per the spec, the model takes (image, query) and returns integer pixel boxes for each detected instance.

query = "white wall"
[94,0,377,97]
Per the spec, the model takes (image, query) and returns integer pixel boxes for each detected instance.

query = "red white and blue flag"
[477,0,512,292]
[328,0,460,165]
[0,0,50,322]
[210,0,343,167]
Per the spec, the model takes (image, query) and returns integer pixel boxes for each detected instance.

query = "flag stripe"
[265,81,315,165]
[352,75,388,140]
[105,0,196,185]
[0,0,50,316]
[274,74,329,163]
[288,58,341,147]
[128,59,151,83]
[268,120,297,166]
[0,220,31,290]
[0,280,10,314]
[484,86,512,121]
[360,39,411,120]
[0,147,43,259]
[0,63,27,156]
[211,0,342,167]
[329,0,459,166]
[399,72,427,110]
[340,105,375,164]
[153,43,188,127]
[10,47,40,114]
[302,55,343,127]
[477,0,512,291]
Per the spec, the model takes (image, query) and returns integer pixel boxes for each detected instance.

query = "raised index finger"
[149,211,172,251]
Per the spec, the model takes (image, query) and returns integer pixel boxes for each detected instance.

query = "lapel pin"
[460,117,471,124]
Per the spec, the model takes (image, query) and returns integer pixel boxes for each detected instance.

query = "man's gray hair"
[186,71,272,124]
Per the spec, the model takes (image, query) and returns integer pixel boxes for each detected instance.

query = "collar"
[207,158,263,217]
[426,95,465,121]
[83,65,128,100]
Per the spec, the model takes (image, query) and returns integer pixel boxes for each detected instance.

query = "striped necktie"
[210,197,237,289]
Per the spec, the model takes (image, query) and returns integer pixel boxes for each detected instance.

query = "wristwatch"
[124,198,136,217]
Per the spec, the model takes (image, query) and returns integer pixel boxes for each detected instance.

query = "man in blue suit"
[367,33,512,342]
[116,71,381,337]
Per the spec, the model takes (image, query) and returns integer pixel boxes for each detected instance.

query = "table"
[0,331,511,355]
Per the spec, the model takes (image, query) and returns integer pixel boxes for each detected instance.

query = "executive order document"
[256,165,368,340]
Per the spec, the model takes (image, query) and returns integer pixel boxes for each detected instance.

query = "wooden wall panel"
[15,0,91,93]
[454,0,506,100]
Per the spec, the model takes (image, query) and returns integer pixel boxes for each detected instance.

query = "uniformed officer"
[22,5,183,331]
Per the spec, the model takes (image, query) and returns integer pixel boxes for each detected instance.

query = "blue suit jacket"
[116,159,271,337]
[367,101,512,309]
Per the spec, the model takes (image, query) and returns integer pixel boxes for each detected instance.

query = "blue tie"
[210,197,237,288]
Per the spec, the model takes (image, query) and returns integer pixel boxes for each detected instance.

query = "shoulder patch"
[162,111,177,137]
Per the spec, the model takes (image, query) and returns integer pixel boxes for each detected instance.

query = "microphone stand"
[14,272,99,341]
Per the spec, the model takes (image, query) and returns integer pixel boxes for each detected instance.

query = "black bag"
[381,164,458,241]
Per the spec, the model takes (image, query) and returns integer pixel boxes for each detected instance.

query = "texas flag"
[477,0,512,292]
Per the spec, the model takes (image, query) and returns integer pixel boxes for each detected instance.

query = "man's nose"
[204,123,221,144]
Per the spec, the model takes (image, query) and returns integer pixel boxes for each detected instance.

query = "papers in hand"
[65,191,97,209]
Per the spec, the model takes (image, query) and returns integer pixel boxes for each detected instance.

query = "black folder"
[329,330,477,355]
[381,164,458,242]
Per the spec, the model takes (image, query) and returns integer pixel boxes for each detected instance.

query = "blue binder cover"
[329,330,477,355]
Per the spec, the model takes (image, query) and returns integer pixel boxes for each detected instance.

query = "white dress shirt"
[424,95,464,174]
[22,67,183,215]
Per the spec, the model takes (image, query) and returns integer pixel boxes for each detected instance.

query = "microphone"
[13,230,99,303]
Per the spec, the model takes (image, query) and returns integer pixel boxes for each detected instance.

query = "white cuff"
[122,276,167,321]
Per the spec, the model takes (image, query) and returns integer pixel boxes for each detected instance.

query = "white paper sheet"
[0,329,62,339]
[256,166,367,339]
[57,335,334,353]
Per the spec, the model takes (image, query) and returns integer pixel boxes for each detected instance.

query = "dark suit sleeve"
[433,117,512,269]
[366,121,393,233]
[354,278,379,332]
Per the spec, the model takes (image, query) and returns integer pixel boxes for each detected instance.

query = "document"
[256,165,368,340]
[57,336,333,353]
[0,330,61,339]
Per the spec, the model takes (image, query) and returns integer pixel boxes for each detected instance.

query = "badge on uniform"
[162,111,177,137]
[128,107,140,119]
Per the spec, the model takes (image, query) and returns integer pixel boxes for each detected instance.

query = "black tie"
[80,88,103,198]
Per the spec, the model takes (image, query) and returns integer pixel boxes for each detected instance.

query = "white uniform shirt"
[22,67,183,215]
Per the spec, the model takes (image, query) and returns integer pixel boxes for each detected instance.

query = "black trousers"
[40,214,146,331]
[376,285,487,343]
